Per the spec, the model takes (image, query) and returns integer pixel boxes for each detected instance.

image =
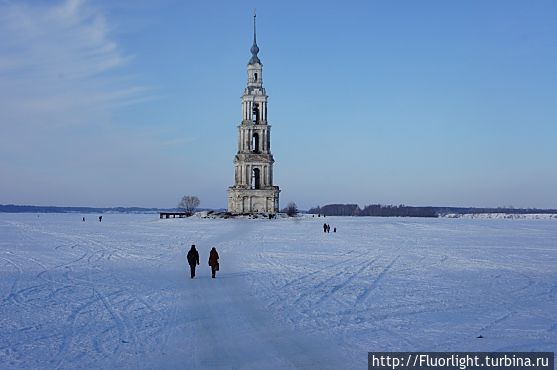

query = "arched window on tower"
[252,103,259,124]
[252,132,260,153]
[254,72,258,82]
[252,168,261,189]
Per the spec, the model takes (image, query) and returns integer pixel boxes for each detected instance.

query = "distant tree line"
[360,204,438,217]
[309,204,360,216]
[307,204,557,218]
[2,203,555,216]
[0,204,191,214]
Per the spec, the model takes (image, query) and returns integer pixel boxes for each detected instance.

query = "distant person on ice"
[323,223,327,233]
[208,247,219,278]
[187,245,200,278]
[98,216,102,222]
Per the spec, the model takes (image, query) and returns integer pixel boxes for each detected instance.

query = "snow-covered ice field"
[1,213,556,369]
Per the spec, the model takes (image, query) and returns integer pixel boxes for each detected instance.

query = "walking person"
[187,245,200,278]
[208,247,219,278]
[323,223,327,233]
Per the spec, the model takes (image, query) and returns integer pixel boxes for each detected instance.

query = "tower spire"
[249,9,261,65]
[253,9,257,44]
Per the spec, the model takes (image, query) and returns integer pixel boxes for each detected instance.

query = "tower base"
[227,187,280,214]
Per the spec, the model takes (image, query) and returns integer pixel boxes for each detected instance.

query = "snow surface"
[1,213,556,369]
[443,213,557,220]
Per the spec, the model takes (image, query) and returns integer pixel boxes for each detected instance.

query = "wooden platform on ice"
[159,212,189,219]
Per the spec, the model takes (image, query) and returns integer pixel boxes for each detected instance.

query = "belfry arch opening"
[254,72,258,82]
[252,168,261,189]
[252,132,260,153]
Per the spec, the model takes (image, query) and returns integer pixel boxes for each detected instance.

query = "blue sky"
[1,0,556,209]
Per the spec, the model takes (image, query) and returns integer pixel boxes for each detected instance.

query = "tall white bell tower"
[227,13,280,214]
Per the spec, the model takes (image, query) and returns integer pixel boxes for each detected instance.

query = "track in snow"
[0,215,350,369]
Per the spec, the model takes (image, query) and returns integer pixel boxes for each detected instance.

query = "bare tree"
[178,195,200,216]
[284,201,298,217]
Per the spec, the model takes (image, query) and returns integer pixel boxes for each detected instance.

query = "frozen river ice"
[0,213,556,369]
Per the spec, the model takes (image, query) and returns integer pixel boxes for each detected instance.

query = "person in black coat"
[187,244,200,278]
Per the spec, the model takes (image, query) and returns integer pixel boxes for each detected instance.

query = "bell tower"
[227,13,280,214]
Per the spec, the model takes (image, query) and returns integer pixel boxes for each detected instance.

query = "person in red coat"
[208,247,219,278]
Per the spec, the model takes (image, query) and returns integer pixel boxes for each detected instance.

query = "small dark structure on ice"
[159,212,189,219]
